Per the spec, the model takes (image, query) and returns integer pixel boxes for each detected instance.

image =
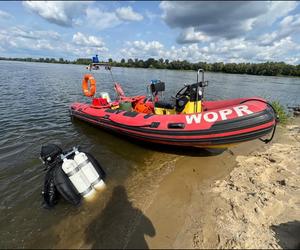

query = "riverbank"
[1,58,300,77]
[143,117,300,249]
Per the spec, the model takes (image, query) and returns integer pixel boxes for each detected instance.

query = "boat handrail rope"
[240,98,279,143]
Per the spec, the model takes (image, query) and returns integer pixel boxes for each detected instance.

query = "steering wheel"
[175,85,189,99]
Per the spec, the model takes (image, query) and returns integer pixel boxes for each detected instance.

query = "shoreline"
[1,59,299,78]
[142,117,300,249]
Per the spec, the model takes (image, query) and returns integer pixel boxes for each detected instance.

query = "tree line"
[1,56,300,77]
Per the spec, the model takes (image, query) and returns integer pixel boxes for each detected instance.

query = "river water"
[0,60,299,248]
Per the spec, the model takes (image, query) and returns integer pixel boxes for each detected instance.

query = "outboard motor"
[40,144,106,208]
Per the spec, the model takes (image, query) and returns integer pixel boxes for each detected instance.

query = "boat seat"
[155,101,175,109]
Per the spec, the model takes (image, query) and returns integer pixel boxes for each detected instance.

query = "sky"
[0,1,300,64]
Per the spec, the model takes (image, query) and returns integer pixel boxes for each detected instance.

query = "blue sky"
[0,1,300,64]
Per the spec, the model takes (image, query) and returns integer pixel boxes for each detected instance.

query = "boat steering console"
[175,69,208,112]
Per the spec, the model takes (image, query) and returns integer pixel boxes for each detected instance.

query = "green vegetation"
[271,101,289,124]
[1,56,300,77]
[0,56,91,65]
[109,58,300,77]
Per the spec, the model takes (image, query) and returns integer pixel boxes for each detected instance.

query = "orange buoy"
[82,74,96,97]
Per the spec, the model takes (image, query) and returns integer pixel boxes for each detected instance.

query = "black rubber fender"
[83,151,106,181]
[42,167,60,209]
[53,165,81,206]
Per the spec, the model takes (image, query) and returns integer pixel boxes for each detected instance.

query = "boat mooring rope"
[240,98,279,144]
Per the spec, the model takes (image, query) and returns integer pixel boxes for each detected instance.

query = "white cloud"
[63,43,108,58]
[85,6,143,30]
[177,27,211,44]
[255,36,300,62]
[119,37,300,65]
[72,32,106,48]
[121,40,208,61]
[0,28,55,51]
[0,9,13,19]
[253,1,298,27]
[258,13,300,46]
[145,10,158,21]
[116,6,143,21]
[23,2,143,29]
[279,14,300,33]
[23,1,89,27]
[85,7,121,30]
[130,40,164,50]
[55,32,108,56]
[121,40,164,58]
[10,26,60,40]
[258,32,278,46]
[156,1,300,64]
[0,26,108,58]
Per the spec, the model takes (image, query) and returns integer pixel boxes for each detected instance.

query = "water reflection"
[72,118,226,157]
[85,185,155,249]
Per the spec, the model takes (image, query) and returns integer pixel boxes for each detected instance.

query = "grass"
[271,101,289,124]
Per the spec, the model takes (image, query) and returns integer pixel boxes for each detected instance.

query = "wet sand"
[143,117,300,249]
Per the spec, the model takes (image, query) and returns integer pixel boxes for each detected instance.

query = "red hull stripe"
[70,108,274,137]
[71,111,275,145]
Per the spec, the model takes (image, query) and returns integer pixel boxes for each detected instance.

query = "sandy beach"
[29,117,299,249]
[142,117,300,249]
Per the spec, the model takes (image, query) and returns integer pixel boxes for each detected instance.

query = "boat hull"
[70,97,276,148]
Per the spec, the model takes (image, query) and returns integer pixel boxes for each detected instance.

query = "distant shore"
[1,57,300,77]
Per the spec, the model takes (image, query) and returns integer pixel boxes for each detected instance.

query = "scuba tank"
[84,152,106,181]
[74,150,105,189]
[61,157,94,197]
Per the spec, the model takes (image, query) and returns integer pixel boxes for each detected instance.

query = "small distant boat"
[85,54,112,71]
[70,69,277,148]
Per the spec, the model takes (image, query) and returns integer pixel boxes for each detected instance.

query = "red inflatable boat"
[70,69,277,148]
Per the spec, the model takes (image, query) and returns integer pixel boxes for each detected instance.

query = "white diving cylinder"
[73,150,105,190]
[61,158,94,197]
